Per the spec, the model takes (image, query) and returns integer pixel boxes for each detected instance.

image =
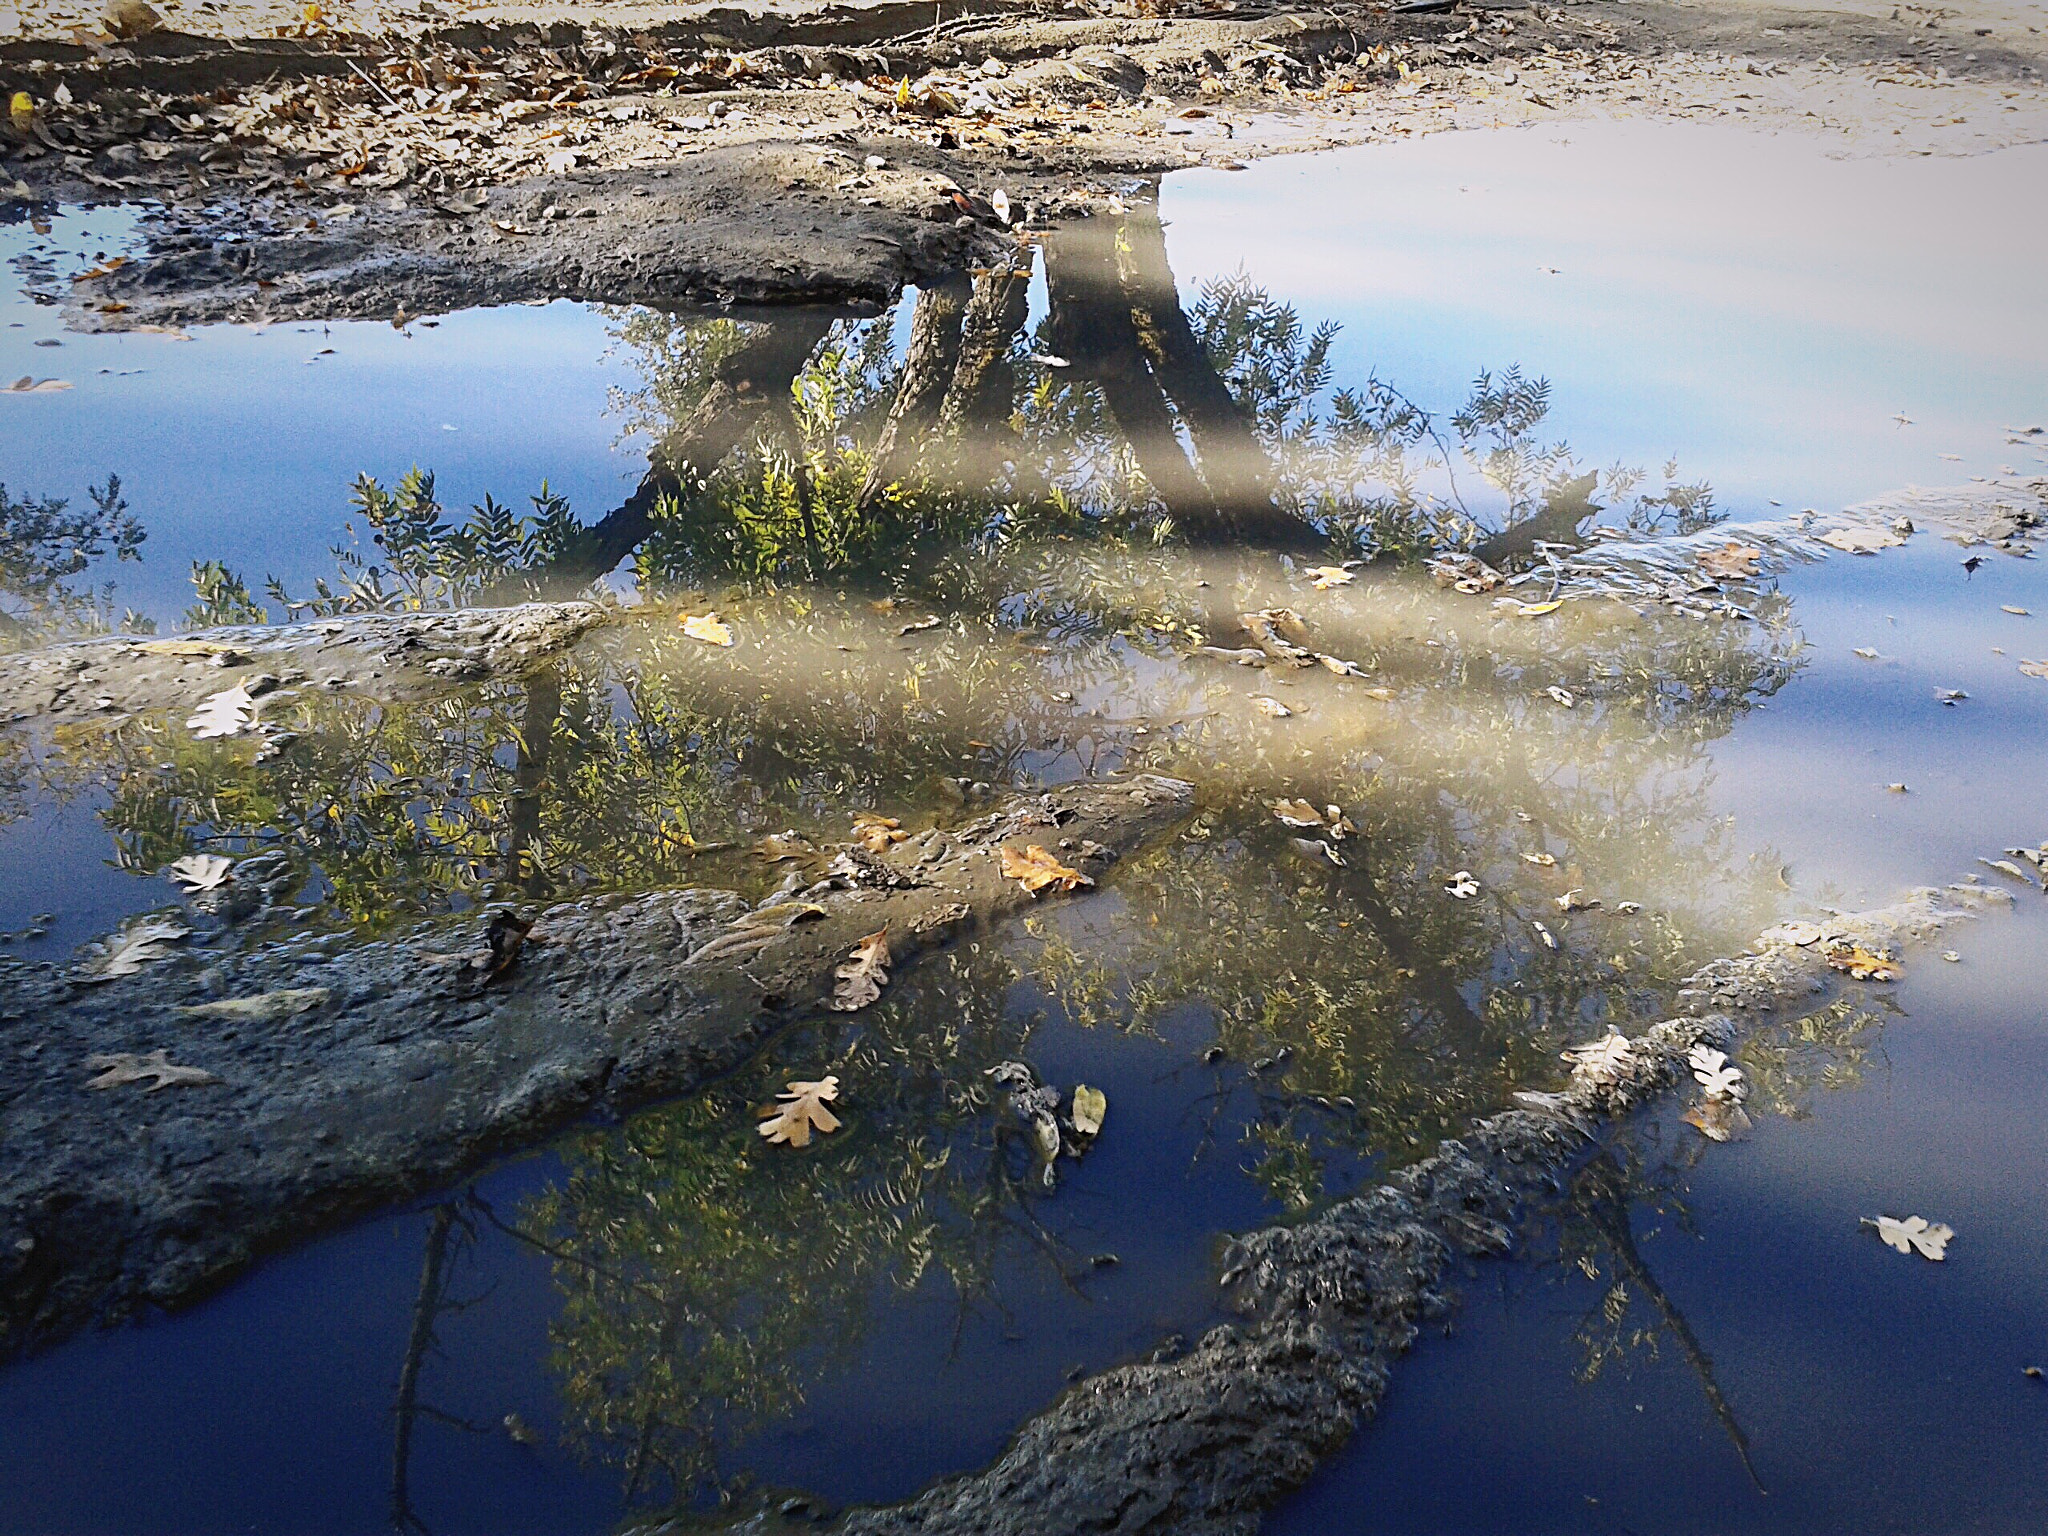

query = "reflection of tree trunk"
[555,315,835,581]
[391,1202,458,1536]
[1118,200,1298,543]
[1044,224,1221,532]
[503,665,561,897]
[1577,1155,1767,1494]
[941,258,1034,428]
[858,273,972,511]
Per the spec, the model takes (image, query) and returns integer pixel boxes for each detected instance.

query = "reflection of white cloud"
[1160,123,2048,507]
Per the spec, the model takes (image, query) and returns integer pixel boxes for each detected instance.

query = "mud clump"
[0,771,1194,1358]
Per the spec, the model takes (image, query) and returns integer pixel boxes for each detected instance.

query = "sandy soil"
[2,0,2043,323]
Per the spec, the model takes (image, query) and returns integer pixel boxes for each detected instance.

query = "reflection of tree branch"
[504,665,561,895]
[556,314,835,580]
[391,1202,460,1536]
[860,274,971,512]
[1576,1155,1767,1494]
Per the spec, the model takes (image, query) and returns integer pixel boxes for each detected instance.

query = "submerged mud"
[0,751,1193,1357]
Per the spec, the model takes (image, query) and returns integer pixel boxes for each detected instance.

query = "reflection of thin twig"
[1369,376,1471,519]
[1579,1156,1768,1495]
[391,1202,459,1536]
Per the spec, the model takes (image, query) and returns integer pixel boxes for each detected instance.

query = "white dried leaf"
[1863,1214,1953,1261]
[187,683,256,739]
[1445,870,1479,900]
[1687,1044,1745,1101]
[167,853,233,892]
[1564,1031,1633,1083]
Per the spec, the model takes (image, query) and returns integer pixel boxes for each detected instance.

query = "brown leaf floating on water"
[852,813,910,853]
[1000,844,1094,896]
[757,1076,843,1147]
[1827,942,1900,981]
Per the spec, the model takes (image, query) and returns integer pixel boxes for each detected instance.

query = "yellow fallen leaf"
[1512,599,1563,616]
[9,92,34,134]
[1070,1084,1106,1136]
[1827,942,1900,981]
[1305,565,1354,589]
[852,813,908,853]
[1000,844,1094,896]
[680,612,734,646]
[757,1076,842,1147]
[137,638,236,657]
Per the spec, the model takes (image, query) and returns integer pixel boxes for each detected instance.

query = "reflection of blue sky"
[1,208,639,621]
[1160,122,2048,512]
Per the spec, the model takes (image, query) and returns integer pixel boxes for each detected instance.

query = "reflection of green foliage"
[520,948,1081,1508]
[185,559,268,628]
[0,476,144,648]
[261,469,583,617]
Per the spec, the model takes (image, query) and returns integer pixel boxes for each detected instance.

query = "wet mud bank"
[732,888,2011,1536]
[9,0,2044,327]
[0,615,1196,1354]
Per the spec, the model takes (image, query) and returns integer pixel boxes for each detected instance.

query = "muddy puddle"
[2,121,2045,1533]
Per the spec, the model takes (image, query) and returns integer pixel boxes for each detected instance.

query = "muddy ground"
[4,0,2046,323]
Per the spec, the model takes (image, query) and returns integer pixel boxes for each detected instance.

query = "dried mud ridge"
[8,0,2044,323]
[652,885,2007,1536]
[0,605,1196,1355]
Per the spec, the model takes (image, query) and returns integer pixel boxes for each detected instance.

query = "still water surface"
[1,121,2044,1533]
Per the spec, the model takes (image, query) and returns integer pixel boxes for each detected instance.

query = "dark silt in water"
[0,121,2045,1533]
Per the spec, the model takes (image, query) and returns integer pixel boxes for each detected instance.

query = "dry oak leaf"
[1687,1045,1745,1101]
[1269,799,1353,837]
[853,813,910,853]
[1827,942,1901,981]
[175,988,329,1023]
[1070,1084,1107,1137]
[167,853,233,892]
[1564,1031,1633,1083]
[85,1049,221,1091]
[679,612,734,646]
[757,1076,843,1147]
[828,929,891,1011]
[1863,1213,1953,1261]
[1685,1098,1753,1142]
[2019,659,2048,679]
[187,683,256,740]
[1305,565,1355,588]
[1697,541,1765,580]
[1819,526,1905,555]
[78,916,190,982]
[1000,844,1095,896]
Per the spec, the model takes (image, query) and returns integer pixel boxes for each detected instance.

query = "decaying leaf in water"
[1269,799,1353,837]
[85,1049,221,1091]
[1775,921,1825,946]
[1522,851,1557,868]
[1240,608,1318,666]
[1290,836,1345,867]
[1545,685,1576,708]
[78,916,191,981]
[755,831,820,863]
[1982,857,2034,884]
[4,376,72,393]
[748,901,828,928]
[1688,1045,1745,1101]
[1305,565,1354,589]
[1556,888,1600,912]
[2020,659,2048,679]
[757,1076,843,1147]
[1854,647,1881,659]
[828,929,890,1011]
[853,813,909,853]
[1532,919,1558,949]
[1696,542,1765,580]
[1317,653,1368,677]
[1070,1084,1107,1137]
[1445,870,1479,899]
[137,638,236,657]
[175,987,330,1023]
[1828,942,1900,981]
[679,612,734,646]
[1501,598,1563,617]
[1862,1213,1953,1261]
[2001,606,2030,616]
[1685,1098,1753,1142]
[187,683,256,739]
[1564,1031,1633,1083]
[1819,526,1906,554]
[167,853,233,892]
[1000,844,1094,896]
[898,615,943,635]
[1360,685,1396,701]
[1252,695,1293,718]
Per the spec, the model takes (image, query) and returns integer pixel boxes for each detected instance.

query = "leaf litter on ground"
[77,915,190,981]
[84,1049,221,1091]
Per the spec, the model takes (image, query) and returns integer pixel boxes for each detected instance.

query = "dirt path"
[5,0,2043,324]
